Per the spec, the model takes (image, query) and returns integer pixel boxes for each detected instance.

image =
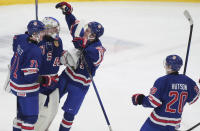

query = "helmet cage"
[42,17,60,39]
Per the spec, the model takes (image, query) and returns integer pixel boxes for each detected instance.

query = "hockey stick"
[35,0,38,20]
[81,53,113,131]
[183,10,193,75]
[186,122,200,131]
[175,122,200,131]
[176,10,200,131]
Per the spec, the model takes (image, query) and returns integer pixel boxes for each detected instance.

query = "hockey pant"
[58,74,89,131]
[13,95,39,131]
[140,118,176,131]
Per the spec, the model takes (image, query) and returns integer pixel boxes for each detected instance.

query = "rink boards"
[0,0,200,5]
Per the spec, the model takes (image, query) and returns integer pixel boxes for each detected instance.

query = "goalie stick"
[81,52,113,131]
[183,10,193,75]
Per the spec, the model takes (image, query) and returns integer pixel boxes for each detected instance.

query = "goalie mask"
[42,17,60,39]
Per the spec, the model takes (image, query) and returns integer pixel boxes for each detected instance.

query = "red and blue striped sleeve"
[142,78,163,108]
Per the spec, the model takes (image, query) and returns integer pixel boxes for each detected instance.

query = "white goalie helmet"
[42,17,60,39]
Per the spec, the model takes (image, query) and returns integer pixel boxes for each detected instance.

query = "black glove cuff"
[138,94,145,105]
[37,76,47,84]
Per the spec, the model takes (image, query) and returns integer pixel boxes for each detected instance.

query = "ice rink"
[0,1,200,131]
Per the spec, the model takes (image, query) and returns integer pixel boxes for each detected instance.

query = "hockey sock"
[59,112,75,131]
[21,115,38,131]
[13,117,22,131]
[21,123,35,131]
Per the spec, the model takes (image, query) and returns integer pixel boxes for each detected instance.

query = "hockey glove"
[40,75,59,87]
[55,2,73,15]
[72,37,87,50]
[132,93,145,105]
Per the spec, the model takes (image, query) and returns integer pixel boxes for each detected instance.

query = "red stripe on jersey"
[22,68,38,74]
[94,47,105,66]
[70,20,80,35]
[10,82,39,91]
[151,112,181,124]
[148,95,161,107]
[17,122,22,127]
[66,66,91,84]
[190,95,199,105]
[94,52,103,66]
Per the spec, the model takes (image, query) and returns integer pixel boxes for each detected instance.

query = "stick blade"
[184,10,193,25]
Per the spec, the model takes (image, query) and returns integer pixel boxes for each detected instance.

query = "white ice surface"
[0,1,200,131]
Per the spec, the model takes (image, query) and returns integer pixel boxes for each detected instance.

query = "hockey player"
[34,17,63,131]
[132,55,200,131]
[9,20,45,131]
[56,2,106,131]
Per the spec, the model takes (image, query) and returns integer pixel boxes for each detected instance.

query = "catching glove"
[55,2,73,15]
[132,93,145,105]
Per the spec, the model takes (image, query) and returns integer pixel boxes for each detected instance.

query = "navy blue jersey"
[38,36,63,75]
[63,14,106,87]
[10,34,42,96]
[142,73,200,127]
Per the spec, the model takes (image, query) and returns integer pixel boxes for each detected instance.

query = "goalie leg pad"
[4,65,11,93]
[35,88,59,131]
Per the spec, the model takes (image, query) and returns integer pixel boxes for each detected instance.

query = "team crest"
[150,87,157,95]
[33,21,37,26]
[98,24,102,29]
[54,41,59,47]
[172,55,176,60]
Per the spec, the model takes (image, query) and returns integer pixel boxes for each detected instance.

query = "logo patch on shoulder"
[194,86,199,94]
[33,21,37,26]
[54,41,59,47]
[150,87,157,95]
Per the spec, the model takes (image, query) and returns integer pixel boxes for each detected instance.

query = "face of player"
[163,60,177,74]
[32,31,45,42]
[83,25,96,41]
[45,26,60,39]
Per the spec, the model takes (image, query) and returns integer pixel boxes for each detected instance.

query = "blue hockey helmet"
[165,55,183,71]
[87,21,104,38]
[27,20,45,35]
